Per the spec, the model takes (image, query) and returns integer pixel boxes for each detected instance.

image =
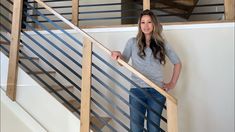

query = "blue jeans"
[129,88,166,132]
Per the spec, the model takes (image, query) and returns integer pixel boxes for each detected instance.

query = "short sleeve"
[165,42,181,64]
[122,38,134,62]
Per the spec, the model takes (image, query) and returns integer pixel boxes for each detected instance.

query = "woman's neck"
[145,34,151,47]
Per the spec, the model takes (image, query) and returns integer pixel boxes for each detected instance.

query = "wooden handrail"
[34,0,177,104]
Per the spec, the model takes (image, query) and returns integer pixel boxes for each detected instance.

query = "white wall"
[0,52,81,132]
[1,89,46,132]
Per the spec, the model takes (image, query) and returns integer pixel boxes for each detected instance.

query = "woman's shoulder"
[127,37,137,45]
[128,37,137,42]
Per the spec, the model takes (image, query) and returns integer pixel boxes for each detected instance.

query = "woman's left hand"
[163,82,176,92]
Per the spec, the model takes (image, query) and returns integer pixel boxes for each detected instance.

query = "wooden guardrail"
[31,0,178,132]
[5,0,234,131]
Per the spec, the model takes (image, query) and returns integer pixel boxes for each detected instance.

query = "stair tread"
[47,85,74,92]
[63,99,81,112]
[91,116,111,129]
[63,99,112,129]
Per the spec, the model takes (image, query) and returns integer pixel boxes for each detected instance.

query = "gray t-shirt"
[122,37,181,87]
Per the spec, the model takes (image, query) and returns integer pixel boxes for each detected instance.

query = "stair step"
[47,85,74,92]
[63,99,80,112]
[91,116,111,129]
[0,41,23,47]
[63,99,111,129]
[27,71,56,75]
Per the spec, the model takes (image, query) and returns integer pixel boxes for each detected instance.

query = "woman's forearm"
[170,62,182,85]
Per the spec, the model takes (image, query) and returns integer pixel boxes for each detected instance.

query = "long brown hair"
[136,9,166,64]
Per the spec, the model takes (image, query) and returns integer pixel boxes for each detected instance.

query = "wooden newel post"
[224,0,235,20]
[72,0,79,26]
[80,37,92,132]
[6,0,24,101]
[166,99,178,132]
[143,0,150,10]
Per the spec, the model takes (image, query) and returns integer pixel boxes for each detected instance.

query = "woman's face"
[140,15,154,35]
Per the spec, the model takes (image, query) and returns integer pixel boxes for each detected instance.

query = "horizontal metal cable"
[26,5,72,10]
[79,16,139,21]
[26,19,66,23]
[79,9,142,14]
[79,2,142,8]
[28,0,71,3]
[29,12,72,16]
[28,9,141,17]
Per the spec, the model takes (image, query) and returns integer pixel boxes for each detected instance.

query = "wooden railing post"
[143,0,150,10]
[166,99,178,132]
[224,0,235,20]
[6,0,24,101]
[72,0,79,26]
[80,37,92,132]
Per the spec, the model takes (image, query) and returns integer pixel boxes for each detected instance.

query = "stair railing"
[32,0,178,131]
[21,0,234,28]
[1,0,189,131]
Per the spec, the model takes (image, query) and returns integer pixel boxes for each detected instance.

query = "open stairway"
[1,0,179,131]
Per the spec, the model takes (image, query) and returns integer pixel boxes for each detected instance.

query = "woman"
[111,10,182,132]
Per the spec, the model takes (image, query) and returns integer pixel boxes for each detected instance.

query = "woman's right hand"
[111,51,122,60]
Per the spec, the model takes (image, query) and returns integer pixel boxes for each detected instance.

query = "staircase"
[0,0,178,131]
[151,0,199,19]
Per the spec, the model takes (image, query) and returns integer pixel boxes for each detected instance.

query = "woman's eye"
[141,22,145,24]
